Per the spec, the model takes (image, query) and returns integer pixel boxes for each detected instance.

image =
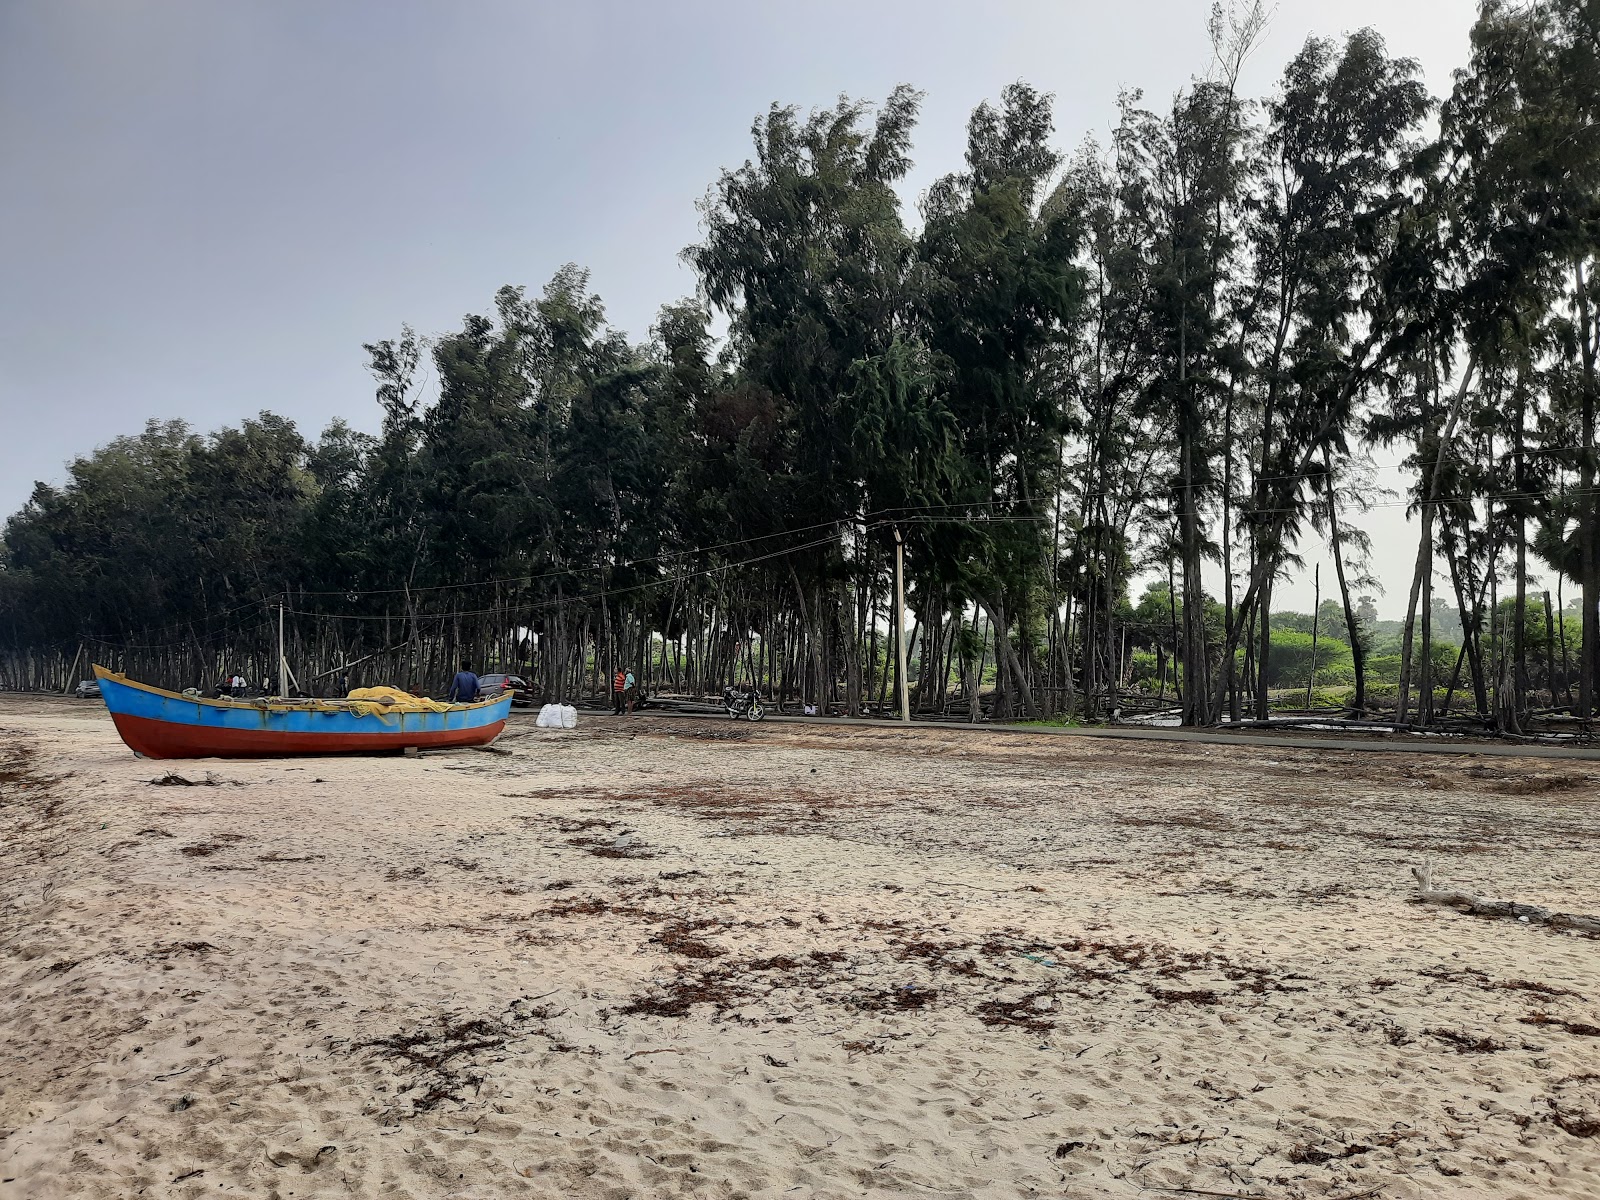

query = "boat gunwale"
[90,664,511,715]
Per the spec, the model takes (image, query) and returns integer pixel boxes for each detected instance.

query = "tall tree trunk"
[1167,560,1182,709]
[1514,389,1528,723]
[1178,435,1210,725]
[1398,351,1478,723]
[1324,469,1367,715]
[1489,523,1515,734]
[1575,261,1598,718]
[1256,567,1273,719]
[842,578,862,716]
[1439,637,1469,716]
[874,591,893,716]
[788,564,825,714]
[1304,565,1321,708]
[963,610,983,724]
[983,594,1039,720]
[1418,557,1434,727]
[1398,515,1429,727]
[1222,381,1239,721]
[1545,589,1562,709]
[1442,526,1490,718]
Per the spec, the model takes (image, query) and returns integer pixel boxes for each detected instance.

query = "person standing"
[624,666,637,713]
[448,662,480,704]
[612,666,627,715]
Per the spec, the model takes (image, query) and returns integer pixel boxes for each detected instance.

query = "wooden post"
[62,642,83,695]
[894,527,910,723]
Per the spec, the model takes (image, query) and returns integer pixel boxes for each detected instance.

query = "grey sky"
[0,0,1480,616]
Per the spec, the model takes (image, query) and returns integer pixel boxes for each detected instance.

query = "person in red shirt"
[612,667,627,715]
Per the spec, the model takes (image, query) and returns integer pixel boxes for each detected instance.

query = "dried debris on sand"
[1,698,1598,1199]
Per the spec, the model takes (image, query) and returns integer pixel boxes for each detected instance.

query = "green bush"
[1269,685,1355,710]
[1264,630,1353,688]
[1128,649,1163,689]
[1366,643,1459,685]
[1368,653,1403,684]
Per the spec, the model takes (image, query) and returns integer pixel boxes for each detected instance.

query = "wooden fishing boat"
[92,665,512,759]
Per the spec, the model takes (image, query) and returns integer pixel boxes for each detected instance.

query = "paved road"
[587,707,1600,762]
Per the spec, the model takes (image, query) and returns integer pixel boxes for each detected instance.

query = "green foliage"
[4,417,315,647]
[1366,641,1460,685]
[1269,601,1351,638]
[1263,629,1354,688]
[911,83,1088,717]
[1128,649,1162,690]
[1269,686,1357,710]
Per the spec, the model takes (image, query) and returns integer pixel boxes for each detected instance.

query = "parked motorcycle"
[721,684,765,722]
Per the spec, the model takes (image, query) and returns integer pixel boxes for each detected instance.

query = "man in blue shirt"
[448,662,480,704]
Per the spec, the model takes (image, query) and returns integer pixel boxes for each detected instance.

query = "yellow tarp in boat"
[345,686,453,716]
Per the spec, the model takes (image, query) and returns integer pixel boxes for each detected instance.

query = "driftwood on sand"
[1411,860,1600,934]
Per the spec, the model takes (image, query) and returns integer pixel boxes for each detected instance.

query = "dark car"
[477,673,535,707]
[74,679,101,699]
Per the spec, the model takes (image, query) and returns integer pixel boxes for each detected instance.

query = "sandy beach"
[2,694,1597,1199]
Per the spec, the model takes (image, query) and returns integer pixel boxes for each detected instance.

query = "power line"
[283,514,869,599]
[78,596,273,651]
[279,528,853,623]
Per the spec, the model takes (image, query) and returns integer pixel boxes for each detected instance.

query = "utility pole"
[894,527,911,723]
[278,601,289,698]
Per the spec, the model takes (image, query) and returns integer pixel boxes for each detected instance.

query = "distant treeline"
[3,2,1598,731]
[1123,587,1588,717]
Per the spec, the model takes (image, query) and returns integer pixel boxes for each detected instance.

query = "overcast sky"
[0,0,1481,617]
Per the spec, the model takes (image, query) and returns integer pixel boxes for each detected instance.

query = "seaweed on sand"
[847,985,938,1012]
[972,989,1056,1031]
[620,969,745,1018]
[1520,1011,1600,1036]
[355,1001,571,1117]
[652,919,726,960]
[1425,1027,1506,1053]
[360,1014,507,1112]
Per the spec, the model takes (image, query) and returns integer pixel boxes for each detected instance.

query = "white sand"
[2,694,1598,1199]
